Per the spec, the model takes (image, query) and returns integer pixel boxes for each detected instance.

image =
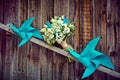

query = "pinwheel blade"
[20,17,35,31]
[30,29,43,39]
[82,64,96,79]
[9,24,19,33]
[67,48,80,59]
[18,37,29,47]
[86,36,101,50]
[94,53,115,70]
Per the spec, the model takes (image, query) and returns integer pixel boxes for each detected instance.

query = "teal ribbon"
[63,17,69,23]
[68,36,114,79]
[10,17,43,47]
[46,21,52,28]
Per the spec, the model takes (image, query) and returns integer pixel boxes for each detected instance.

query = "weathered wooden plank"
[1,0,20,80]
[54,0,69,17]
[9,0,20,79]
[93,0,108,80]
[98,66,120,78]
[40,0,54,80]
[0,22,120,79]
[115,1,120,79]
[68,0,76,80]
[83,0,91,45]
[0,0,120,79]
[107,0,120,80]
[0,0,3,79]
[31,38,71,57]
[83,1,93,79]
[17,0,28,80]
[73,0,83,80]
[54,0,70,80]
[27,0,41,80]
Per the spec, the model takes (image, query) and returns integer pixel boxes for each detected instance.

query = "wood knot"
[109,48,120,57]
[109,51,118,56]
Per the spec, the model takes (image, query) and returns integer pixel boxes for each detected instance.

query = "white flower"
[52,23,58,27]
[44,32,48,36]
[61,15,64,19]
[62,23,67,27]
[69,24,74,28]
[55,27,61,32]
[40,28,46,32]
[51,18,56,23]
[59,32,63,37]
[44,24,48,28]
[49,34,54,40]
[48,28,54,33]
[57,19,63,24]
[63,27,70,33]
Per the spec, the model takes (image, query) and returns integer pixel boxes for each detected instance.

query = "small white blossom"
[57,19,63,24]
[44,24,48,28]
[55,27,61,32]
[49,34,54,40]
[48,28,54,33]
[63,27,70,33]
[51,18,56,23]
[62,23,67,27]
[61,15,64,19]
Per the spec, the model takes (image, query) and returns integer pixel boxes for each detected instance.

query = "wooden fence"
[0,0,120,80]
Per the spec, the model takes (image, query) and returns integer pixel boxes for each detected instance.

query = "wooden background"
[0,0,120,80]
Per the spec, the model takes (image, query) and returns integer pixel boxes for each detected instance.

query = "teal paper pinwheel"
[68,36,114,79]
[10,17,43,47]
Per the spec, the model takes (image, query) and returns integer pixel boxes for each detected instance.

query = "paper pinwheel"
[68,36,114,79]
[10,17,43,47]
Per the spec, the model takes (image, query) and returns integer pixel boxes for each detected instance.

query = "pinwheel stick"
[0,23,120,78]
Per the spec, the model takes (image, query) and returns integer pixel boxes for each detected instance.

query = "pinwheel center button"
[79,56,91,67]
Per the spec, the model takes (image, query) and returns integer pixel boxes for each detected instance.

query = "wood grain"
[93,0,108,80]
[0,0,120,80]
[0,22,120,79]
[18,0,28,80]
[0,0,3,79]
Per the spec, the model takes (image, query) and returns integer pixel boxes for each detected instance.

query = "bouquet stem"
[60,40,74,62]
[61,40,69,51]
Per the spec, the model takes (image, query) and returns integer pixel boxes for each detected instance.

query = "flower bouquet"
[40,16,75,62]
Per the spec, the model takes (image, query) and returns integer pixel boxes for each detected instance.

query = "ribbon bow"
[10,17,43,47]
[68,36,114,79]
